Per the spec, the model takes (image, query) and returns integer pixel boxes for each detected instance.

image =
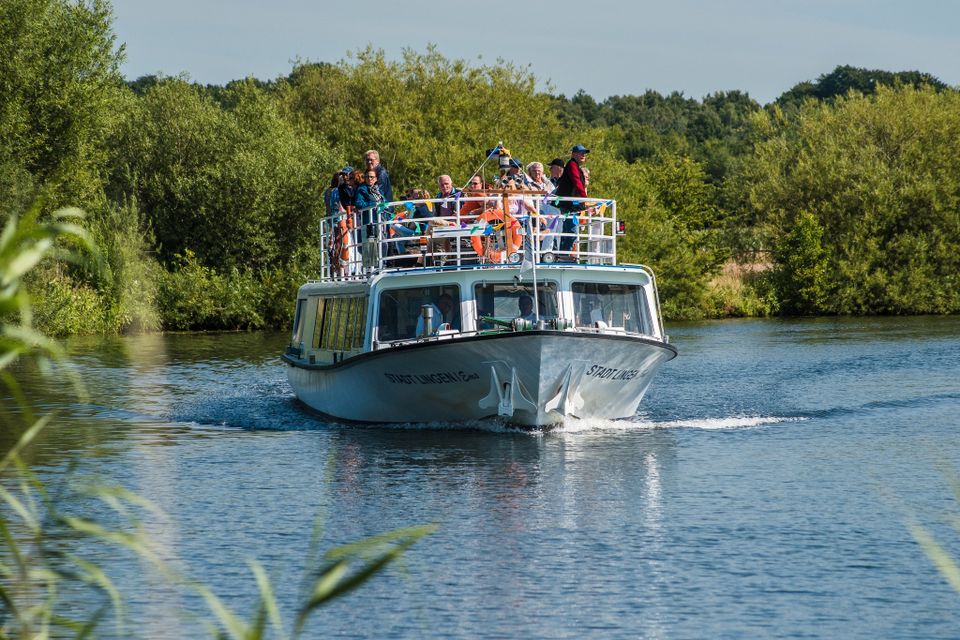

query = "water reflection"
[122,333,185,640]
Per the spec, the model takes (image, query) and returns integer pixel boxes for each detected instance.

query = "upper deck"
[319,191,621,282]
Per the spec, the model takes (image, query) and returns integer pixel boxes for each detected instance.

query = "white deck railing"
[319,192,620,281]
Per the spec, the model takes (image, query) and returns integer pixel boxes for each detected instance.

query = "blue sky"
[111,0,960,104]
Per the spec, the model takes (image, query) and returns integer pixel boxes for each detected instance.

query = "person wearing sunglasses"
[354,169,384,212]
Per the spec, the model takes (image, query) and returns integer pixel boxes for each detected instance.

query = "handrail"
[319,194,619,282]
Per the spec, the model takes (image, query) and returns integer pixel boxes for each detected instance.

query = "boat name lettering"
[586,364,639,381]
[384,371,479,385]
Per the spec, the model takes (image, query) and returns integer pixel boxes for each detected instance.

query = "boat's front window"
[474,282,558,328]
[377,285,461,341]
[572,282,652,335]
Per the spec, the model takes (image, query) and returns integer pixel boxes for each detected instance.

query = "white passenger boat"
[283,151,677,428]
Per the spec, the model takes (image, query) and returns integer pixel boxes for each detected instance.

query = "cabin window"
[317,296,366,351]
[473,282,558,328]
[572,282,652,334]
[291,298,306,345]
[377,285,461,341]
[311,297,326,349]
[351,297,367,349]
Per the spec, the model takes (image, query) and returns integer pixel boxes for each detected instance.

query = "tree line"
[3,0,958,334]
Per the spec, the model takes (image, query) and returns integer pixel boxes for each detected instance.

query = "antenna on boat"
[460,143,502,192]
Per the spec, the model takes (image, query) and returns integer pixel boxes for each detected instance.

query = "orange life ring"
[339,208,355,264]
[469,206,521,262]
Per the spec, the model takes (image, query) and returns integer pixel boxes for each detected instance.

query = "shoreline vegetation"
[3,0,959,336]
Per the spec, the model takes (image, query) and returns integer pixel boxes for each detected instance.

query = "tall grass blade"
[0,415,51,473]
[191,582,250,640]
[249,560,287,640]
[295,524,436,635]
[67,555,125,636]
[907,521,960,593]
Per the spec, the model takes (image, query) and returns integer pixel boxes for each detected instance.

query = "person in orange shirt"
[459,174,488,220]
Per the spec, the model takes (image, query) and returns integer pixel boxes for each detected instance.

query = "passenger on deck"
[355,169,385,212]
[555,144,590,254]
[325,171,344,217]
[355,169,389,254]
[432,176,462,263]
[337,166,356,212]
[406,188,433,221]
[435,174,462,219]
[528,162,561,252]
[496,158,525,187]
[526,162,554,194]
[460,175,487,219]
[549,158,565,187]
[364,149,394,202]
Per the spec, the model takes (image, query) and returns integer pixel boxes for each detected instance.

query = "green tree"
[275,47,567,192]
[733,85,960,314]
[775,64,949,109]
[108,77,331,272]
[0,0,124,212]
[773,210,829,314]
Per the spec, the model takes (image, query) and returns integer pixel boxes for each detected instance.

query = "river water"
[4,317,960,638]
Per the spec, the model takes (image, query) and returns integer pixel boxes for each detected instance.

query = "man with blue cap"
[554,144,590,254]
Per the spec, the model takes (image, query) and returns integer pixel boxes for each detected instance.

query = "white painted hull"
[285,332,676,427]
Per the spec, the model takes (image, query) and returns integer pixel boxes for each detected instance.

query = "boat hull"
[285,332,676,427]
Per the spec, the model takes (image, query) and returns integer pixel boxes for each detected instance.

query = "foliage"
[87,199,161,333]
[156,250,266,331]
[776,64,949,110]
[0,0,124,212]
[734,85,960,315]
[591,140,727,319]
[773,211,829,315]
[3,0,959,330]
[276,46,568,191]
[552,88,761,186]
[107,77,331,272]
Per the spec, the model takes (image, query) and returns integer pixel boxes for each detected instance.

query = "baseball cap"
[549,158,565,167]
[340,166,354,173]
[571,144,590,154]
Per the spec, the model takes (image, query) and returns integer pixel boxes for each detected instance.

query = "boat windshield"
[377,285,461,341]
[474,282,558,328]
[572,282,652,335]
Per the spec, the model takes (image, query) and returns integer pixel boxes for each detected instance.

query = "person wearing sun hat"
[554,144,590,253]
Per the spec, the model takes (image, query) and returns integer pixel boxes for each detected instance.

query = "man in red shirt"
[555,144,589,254]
